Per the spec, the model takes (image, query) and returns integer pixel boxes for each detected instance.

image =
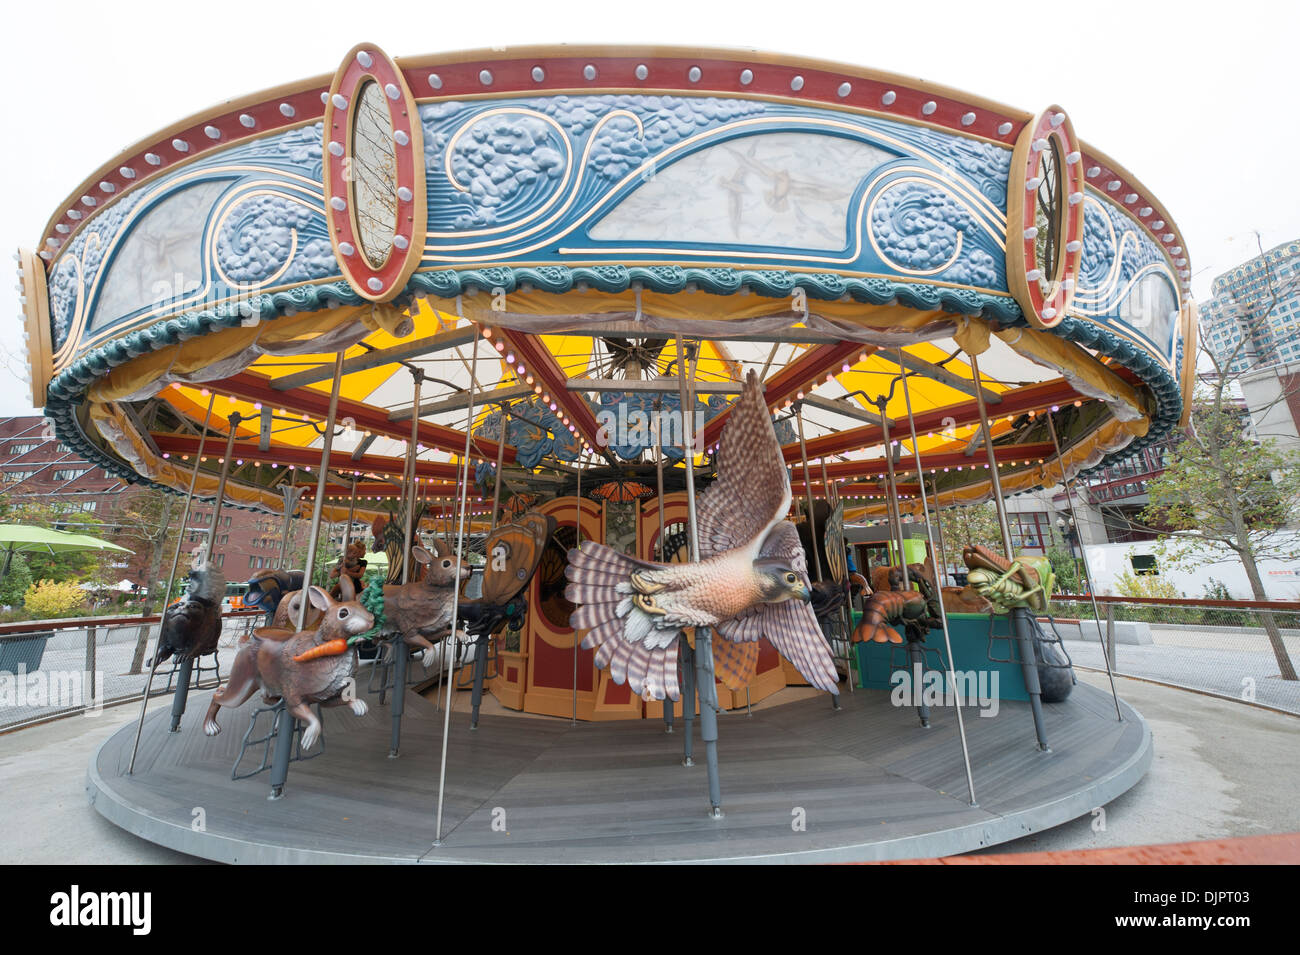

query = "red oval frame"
[322,43,426,303]
[1006,106,1085,329]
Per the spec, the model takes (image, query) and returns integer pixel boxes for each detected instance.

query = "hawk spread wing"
[714,521,839,694]
[564,368,836,700]
[695,370,791,560]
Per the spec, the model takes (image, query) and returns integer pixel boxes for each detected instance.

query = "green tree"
[0,552,33,607]
[291,523,341,588]
[1130,232,1300,680]
[23,579,87,619]
[1138,392,1300,680]
[1046,542,1081,595]
[936,501,1003,566]
[106,488,179,614]
[0,498,105,581]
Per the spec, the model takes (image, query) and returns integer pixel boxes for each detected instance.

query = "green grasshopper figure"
[962,545,1057,615]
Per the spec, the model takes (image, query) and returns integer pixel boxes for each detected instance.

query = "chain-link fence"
[0,611,263,732]
[1046,596,1300,714]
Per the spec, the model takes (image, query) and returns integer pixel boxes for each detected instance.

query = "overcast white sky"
[2,0,1296,417]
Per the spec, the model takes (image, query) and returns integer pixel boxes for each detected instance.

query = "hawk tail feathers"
[565,542,682,700]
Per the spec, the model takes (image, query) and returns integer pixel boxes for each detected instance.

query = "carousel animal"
[889,555,992,615]
[372,538,471,665]
[869,561,932,593]
[809,578,847,622]
[328,540,367,599]
[962,545,1055,614]
[146,563,225,667]
[565,369,839,700]
[942,585,993,614]
[202,586,373,750]
[457,513,556,639]
[962,544,1073,702]
[869,564,905,593]
[269,539,469,662]
[851,575,942,645]
[243,569,304,625]
[796,499,837,583]
[271,579,333,630]
[372,511,424,584]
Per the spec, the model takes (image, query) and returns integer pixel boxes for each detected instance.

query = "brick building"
[0,415,297,592]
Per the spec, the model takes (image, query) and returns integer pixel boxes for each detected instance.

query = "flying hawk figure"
[565,369,840,700]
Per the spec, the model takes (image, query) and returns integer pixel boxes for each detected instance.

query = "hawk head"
[753,560,812,605]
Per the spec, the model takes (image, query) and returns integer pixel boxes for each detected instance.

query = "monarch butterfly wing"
[479,513,556,605]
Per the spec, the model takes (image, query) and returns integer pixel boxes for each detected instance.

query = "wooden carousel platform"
[87,679,1150,864]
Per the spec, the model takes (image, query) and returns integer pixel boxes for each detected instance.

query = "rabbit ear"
[337,575,356,602]
[411,545,433,565]
[430,537,451,557]
[307,586,333,612]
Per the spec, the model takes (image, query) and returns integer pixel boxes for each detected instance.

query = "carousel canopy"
[16,45,1195,527]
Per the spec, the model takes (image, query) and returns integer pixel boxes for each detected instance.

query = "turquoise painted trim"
[407,265,1024,316]
[42,265,1180,502]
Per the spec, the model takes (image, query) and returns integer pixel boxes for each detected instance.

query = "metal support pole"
[390,369,423,758]
[796,403,842,708]
[270,354,343,798]
[676,337,722,817]
[489,405,509,531]
[970,352,1049,751]
[681,640,695,764]
[127,393,215,773]
[653,399,674,733]
[84,625,96,701]
[167,658,194,732]
[819,456,836,508]
[571,460,582,725]
[1045,411,1123,721]
[170,412,239,733]
[877,401,910,592]
[880,400,926,727]
[278,482,294,571]
[434,325,480,846]
[340,473,359,575]
[401,370,424,588]
[1105,603,1117,671]
[899,350,977,805]
[931,476,951,588]
[818,428,854,698]
[469,634,490,729]
[794,405,823,583]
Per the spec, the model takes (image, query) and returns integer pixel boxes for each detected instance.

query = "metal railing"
[0,610,263,732]
[1046,594,1300,715]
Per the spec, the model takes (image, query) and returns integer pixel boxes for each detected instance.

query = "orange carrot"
[293,639,348,663]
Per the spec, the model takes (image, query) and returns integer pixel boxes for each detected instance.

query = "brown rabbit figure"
[270,573,357,631]
[380,539,471,666]
[203,586,373,750]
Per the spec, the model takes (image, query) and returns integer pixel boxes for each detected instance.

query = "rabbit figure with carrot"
[203,585,374,750]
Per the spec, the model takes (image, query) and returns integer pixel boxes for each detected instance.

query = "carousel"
[17,44,1188,862]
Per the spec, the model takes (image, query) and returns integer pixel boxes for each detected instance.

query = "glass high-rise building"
[1200,239,1300,373]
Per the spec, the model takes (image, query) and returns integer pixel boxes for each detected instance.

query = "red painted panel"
[604,678,632,706]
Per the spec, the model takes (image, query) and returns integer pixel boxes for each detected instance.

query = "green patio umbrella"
[0,524,133,585]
